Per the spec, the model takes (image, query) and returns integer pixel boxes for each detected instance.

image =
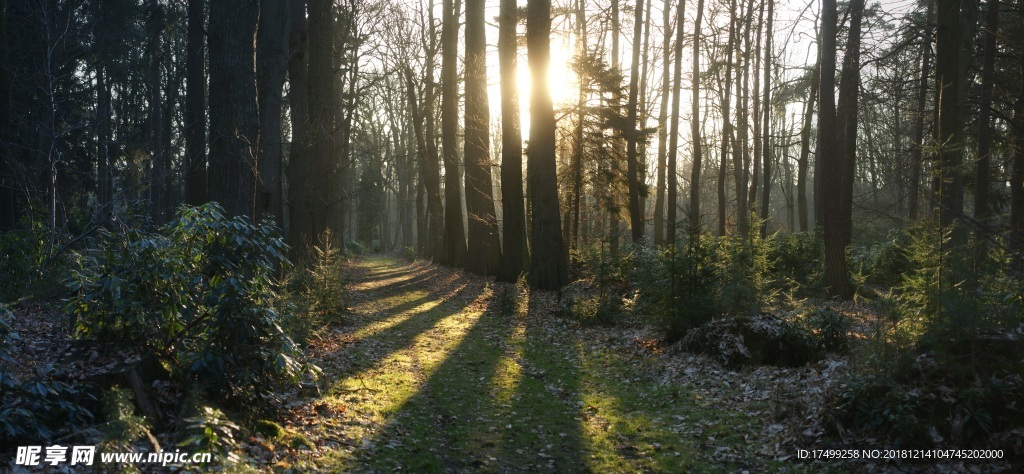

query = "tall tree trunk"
[185,0,207,207]
[748,0,764,215]
[441,0,467,266]
[527,0,569,290]
[208,0,258,218]
[934,0,964,232]
[307,0,342,242]
[819,0,852,298]
[973,0,998,235]
[1011,49,1024,254]
[609,0,622,255]
[497,0,529,281]
[257,0,291,227]
[718,0,738,237]
[797,63,817,233]
[836,0,864,251]
[733,0,753,236]
[570,0,587,249]
[654,0,672,245]
[147,1,166,222]
[688,0,705,235]
[405,69,444,261]
[666,0,687,244]
[908,1,933,222]
[758,0,773,238]
[287,0,314,254]
[464,0,501,275]
[96,65,111,221]
[0,0,12,231]
[625,0,645,243]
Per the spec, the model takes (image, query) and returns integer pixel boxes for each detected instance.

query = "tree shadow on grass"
[343,285,586,473]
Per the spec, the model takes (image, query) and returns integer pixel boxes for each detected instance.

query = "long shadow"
[327,283,483,391]
[348,286,586,473]
[363,266,452,296]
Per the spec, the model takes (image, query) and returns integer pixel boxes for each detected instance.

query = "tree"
[653,0,672,245]
[818,0,852,298]
[463,0,501,275]
[625,0,645,243]
[207,0,258,218]
[688,0,704,235]
[666,0,686,244]
[908,1,933,221]
[184,0,207,206]
[934,0,963,232]
[973,0,998,235]
[758,0,773,238]
[440,0,466,266]
[256,0,291,226]
[527,0,569,290]
[836,0,864,251]
[497,0,529,281]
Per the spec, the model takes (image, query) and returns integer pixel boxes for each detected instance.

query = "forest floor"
[246,255,859,473]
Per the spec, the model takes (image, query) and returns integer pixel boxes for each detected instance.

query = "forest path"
[275,255,814,473]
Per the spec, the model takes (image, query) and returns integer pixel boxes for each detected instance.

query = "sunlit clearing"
[490,324,526,403]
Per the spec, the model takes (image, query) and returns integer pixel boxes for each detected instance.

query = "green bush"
[67,203,313,404]
[345,240,367,256]
[714,233,774,315]
[0,218,69,302]
[179,406,241,465]
[805,306,852,353]
[768,231,824,295]
[658,236,720,341]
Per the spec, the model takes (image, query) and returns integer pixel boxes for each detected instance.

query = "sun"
[488,35,576,137]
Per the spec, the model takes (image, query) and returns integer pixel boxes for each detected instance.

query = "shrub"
[804,306,852,353]
[179,406,241,465]
[714,233,774,315]
[67,203,313,405]
[768,231,824,295]
[659,235,720,341]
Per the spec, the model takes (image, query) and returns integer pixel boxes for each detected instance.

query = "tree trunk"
[819,0,852,299]
[185,0,207,207]
[934,0,963,232]
[758,0,773,238]
[836,0,863,250]
[718,0,738,237]
[973,0,998,234]
[208,0,258,218]
[688,0,705,235]
[908,1,933,222]
[797,63,817,233]
[497,0,529,281]
[667,0,687,244]
[625,0,645,243]
[464,0,501,275]
[654,0,671,245]
[257,0,291,227]
[146,1,166,222]
[441,0,467,266]
[287,0,314,254]
[527,0,569,290]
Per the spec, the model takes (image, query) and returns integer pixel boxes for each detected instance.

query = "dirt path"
[259,256,829,473]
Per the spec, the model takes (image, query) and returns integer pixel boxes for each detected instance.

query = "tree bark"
[973,0,998,233]
[819,0,852,298]
[208,0,258,218]
[441,0,467,266]
[625,0,645,243]
[667,0,687,244]
[185,0,207,207]
[464,0,501,275]
[718,0,738,237]
[257,0,291,227]
[908,1,933,222]
[527,0,569,290]
[934,0,964,232]
[758,0,773,238]
[688,0,705,236]
[497,0,529,281]
[836,0,864,250]
[654,0,671,245]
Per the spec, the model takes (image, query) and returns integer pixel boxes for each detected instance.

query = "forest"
[0,0,1022,470]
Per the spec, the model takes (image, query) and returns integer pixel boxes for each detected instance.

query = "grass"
[258,256,826,472]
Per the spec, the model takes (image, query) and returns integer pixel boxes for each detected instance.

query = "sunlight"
[488,35,575,136]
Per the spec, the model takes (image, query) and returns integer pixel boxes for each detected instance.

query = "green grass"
[263,256,823,472]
